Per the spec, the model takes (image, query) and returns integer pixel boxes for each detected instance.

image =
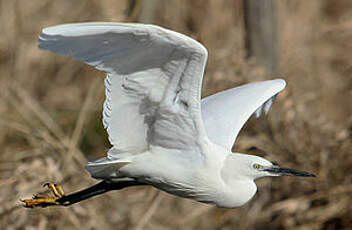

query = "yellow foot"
[21,183,65,208]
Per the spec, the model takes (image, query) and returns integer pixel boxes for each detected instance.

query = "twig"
[135,191,165,230]
[10,85,88,166]
[66,78,99,166]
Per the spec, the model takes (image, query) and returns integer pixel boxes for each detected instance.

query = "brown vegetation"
[0,0,351,229]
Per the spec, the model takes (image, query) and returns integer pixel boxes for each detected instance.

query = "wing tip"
[271,78,287,90]
[41,23,73,36]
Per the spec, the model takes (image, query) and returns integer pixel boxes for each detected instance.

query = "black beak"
[264,165,316,177]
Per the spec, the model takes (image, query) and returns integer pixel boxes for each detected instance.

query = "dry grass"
[1,0,351,229]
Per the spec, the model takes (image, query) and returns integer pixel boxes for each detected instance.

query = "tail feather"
[85,157,131,179]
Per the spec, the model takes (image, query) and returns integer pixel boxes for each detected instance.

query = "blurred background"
[0,0,351,229]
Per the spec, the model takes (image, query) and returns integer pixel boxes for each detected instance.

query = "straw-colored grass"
[1,0,351,229]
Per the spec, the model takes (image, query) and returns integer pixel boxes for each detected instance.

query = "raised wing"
[201,79,286,150]
[39,22,208,156]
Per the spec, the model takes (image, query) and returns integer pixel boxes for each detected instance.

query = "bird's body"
[90,144,256,208]
[121,145,228,206]
[22,22,314,209]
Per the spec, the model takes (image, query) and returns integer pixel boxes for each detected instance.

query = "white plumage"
[38,22,313,208]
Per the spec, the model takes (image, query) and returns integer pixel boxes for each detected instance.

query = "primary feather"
[201,79,286,150]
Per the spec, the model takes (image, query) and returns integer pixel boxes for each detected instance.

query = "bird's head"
[218,153,315,208]
[222,153,315,181]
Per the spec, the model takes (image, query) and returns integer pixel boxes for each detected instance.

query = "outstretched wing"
[201,79,286,150]
[39,22,208,157]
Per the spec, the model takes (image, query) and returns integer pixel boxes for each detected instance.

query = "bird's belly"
[118,150,233,207]
[136,170,256,208]
[120,155,214,203]
[140,173,221,206]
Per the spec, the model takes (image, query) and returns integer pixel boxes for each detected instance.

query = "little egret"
[22,22,314,209]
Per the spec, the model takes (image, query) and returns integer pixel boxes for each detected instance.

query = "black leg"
[57,180,148,206]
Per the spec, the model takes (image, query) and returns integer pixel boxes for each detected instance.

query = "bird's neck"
[217,154,258,208]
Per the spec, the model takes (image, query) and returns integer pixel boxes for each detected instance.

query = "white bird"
[22,22,314,209]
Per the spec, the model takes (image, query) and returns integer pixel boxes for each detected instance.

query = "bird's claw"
[21,183,66,208]
[43,183,65,198]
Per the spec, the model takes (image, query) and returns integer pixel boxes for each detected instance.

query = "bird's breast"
[214,180,258,208]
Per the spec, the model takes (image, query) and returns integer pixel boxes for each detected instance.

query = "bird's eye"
[253,163,261,169]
